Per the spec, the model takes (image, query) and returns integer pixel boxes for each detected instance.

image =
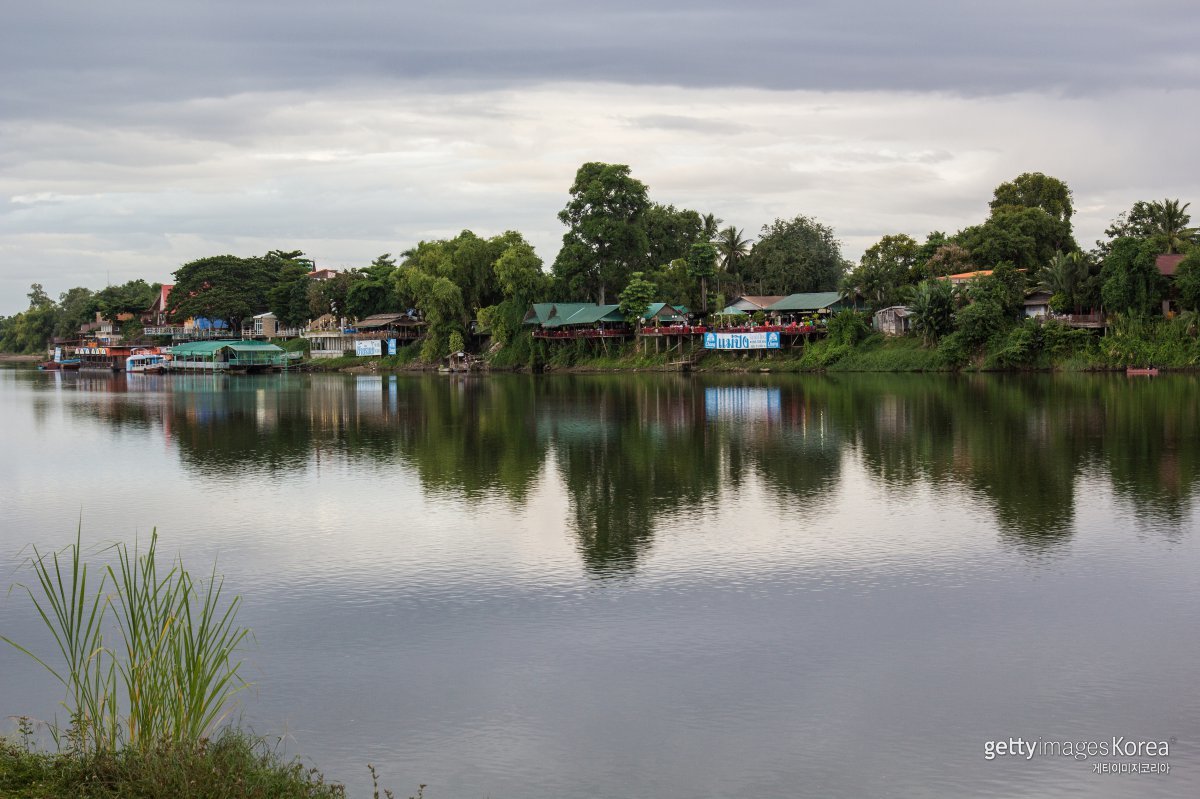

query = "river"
[0,367,1196,797]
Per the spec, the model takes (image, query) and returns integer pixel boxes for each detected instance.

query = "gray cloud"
[3,3,1200,313]
[3,1,1199,122]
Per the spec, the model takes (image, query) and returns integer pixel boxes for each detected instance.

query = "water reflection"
[35,369,1200,563]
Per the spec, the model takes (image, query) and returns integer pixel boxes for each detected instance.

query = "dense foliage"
[3,165,1198,370]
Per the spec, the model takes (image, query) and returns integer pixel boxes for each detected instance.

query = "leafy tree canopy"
[169,255,274,331]
[1175,249,1200,312]
[552,162,650,304]
[957,206,1074,271]
[1101,237,1165,317]
[842,233,919,311]
[989,172,1074,224]
[618,271,658,324]
[743,215,847,295]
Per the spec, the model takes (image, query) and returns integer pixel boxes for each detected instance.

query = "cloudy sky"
[3,1,1199,314]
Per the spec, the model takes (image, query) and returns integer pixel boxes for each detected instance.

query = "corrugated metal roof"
[1157,254,1185,276]
[170,340,285,356]
[643,302,688,322]
[525,302,625,327]
[766,292,847,312]
[542,304,624,327]
[355,312,424,328]
[523,302,595,326]
[730,295,785,311]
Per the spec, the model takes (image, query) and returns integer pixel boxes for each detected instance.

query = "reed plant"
[3,528,248,754]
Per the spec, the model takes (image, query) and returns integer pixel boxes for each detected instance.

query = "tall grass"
[3,529,249,753]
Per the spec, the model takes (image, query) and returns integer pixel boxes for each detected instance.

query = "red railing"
[708,323,822,334]
[532,328,632,339]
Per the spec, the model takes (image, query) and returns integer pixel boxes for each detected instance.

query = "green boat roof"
[170,340,286,356]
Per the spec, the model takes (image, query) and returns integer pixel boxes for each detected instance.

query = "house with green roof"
[524,303,631,339]
[765,292,860,320]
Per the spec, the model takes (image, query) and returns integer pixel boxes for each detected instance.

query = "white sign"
[355,340,382,357]
[703,331,781,350]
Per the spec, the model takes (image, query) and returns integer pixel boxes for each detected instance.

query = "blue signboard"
[387,338,397,355]
[704,331,781,349]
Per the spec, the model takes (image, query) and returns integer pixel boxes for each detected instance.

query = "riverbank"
[300,330,1198,375]
[0,353,41,363]
[0,732,354,799]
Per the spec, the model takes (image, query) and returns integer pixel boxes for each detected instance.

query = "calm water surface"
[1,367,1197,798]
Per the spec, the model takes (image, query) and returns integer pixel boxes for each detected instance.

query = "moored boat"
[1126,367,1159,376]
[126,351,172,374]
[38,358,81,371]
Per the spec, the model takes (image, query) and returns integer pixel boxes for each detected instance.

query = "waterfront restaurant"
[525,303,631,339]
[765,292,859,324]
[169,340,290,373]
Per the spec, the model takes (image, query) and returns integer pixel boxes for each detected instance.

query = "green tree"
[265,251,317,328]
[957,206,1073,270]
[1176,249,1200,311]
[906,279,956,345]
[1037,251,1089,314]
[0,285,59,353]
[686,242,717,314]
[494,242,548,303]
[479,241,549,346]
[643,204,711,270]
[27,283,53,309]
[552,162,650,304]
[714,226,753,293]
[1146,199,1196,254]
[1100,237,1164,317]
[989,172,1074,224]
[618,271,657,326]
[340,253,401,320]
[95,279,156,324]
[843,233,919,311]
[169,255,272,332]
[395,267,465,361]
[54,287,97,339]
[307,270,354,319]
[743,215,847,295]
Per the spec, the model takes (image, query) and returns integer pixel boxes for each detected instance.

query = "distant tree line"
[4,163,1200,360]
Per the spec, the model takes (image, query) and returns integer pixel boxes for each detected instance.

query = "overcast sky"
[3,1,1199,314]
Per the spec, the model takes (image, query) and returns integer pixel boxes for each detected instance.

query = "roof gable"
[766,292,848,312]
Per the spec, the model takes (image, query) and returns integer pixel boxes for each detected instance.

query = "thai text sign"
[355,340,382,357]
[703,331,781,350]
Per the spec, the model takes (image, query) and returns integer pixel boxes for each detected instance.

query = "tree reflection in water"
[49,369,1200,568]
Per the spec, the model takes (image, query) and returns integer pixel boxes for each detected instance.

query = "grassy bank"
[0,731,348,799]
[291,315,1200,375]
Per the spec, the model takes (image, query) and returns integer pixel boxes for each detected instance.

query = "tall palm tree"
[1148,199,1198,254]
[714,226,752,295]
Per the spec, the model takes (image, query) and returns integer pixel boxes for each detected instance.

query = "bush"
[825,310,871,346]
[0,731,347,799]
